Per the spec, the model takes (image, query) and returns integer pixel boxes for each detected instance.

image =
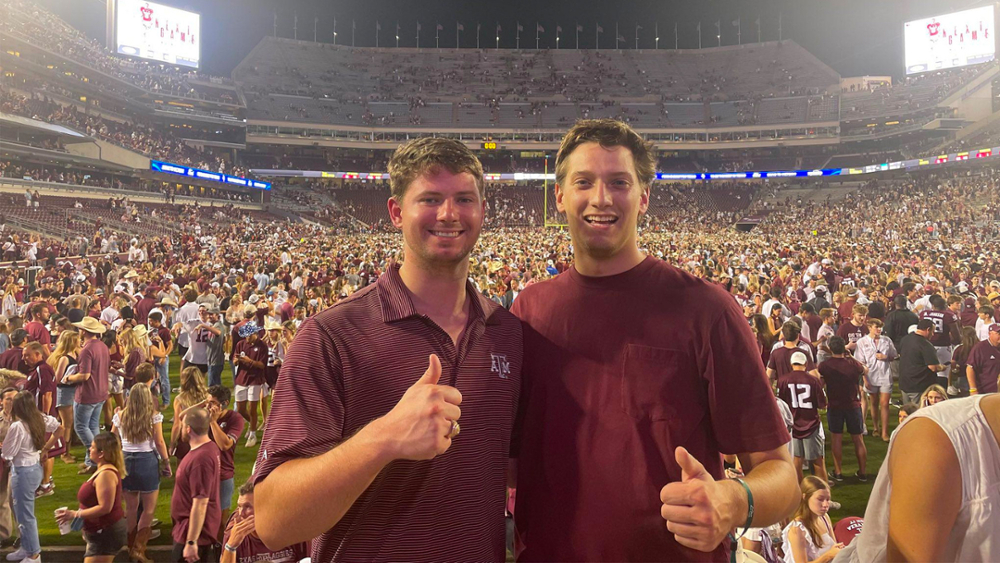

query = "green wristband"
[728,477,755,563]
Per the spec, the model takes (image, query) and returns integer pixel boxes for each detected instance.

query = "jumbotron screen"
[904,5,995,75]
[115,0,200,69]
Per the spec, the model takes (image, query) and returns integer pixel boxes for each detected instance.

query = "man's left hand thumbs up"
[659,446,742,552]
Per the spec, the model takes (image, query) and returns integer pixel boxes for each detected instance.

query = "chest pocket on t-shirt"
[621,344,705,429]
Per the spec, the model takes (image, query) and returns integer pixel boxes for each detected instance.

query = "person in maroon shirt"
[206,385,244,543]
[134,287,157,326]
[819,336,869,483]
[767,323,820,385]
[777,351,828,484]
[64,318,110,474]
[233,323,267,448]
[221,480,309,563]
[511,120,796,561]
[836,303,868,353]
[171,408,221,563]
[252,138,521,561]
[22,342,63,496]
[966,324,1000,395]
[24,303,51,354]
[0,329,30,376]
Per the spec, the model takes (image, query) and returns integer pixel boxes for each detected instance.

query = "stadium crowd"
[0,138,990,561]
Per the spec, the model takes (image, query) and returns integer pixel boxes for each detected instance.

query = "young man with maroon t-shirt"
[819,336,869,483]
[24,303,51,355]
[966,324,1000,395]
[233,322,268,448]
[252,138,521,561]
[206,385,245,543]
[510,120,797,561]
[221,480,310,563]
[0,329,29,376]
[836,303,868,353]
[777,351,828,484]
[171,408,221,563]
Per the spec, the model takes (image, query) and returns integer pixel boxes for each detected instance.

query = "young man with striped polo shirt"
[511,119,798,561]
[252,137,521,561]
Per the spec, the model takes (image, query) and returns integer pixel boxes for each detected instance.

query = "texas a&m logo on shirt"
[491,353,510,379]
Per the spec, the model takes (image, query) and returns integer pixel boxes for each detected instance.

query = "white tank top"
[835,395,1000,562]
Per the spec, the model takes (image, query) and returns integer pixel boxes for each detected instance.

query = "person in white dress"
[781,476,842,563]
[835,394,1000,562]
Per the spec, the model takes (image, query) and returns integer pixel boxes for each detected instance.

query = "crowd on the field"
[0,157,992,561]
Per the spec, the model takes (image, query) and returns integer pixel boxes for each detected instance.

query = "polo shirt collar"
[377,264,501,326]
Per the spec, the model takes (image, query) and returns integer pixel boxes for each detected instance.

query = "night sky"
[35,0,993,79]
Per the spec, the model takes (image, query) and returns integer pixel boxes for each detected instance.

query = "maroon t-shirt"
[222,515,310,563]
[213,410,245,481]
[24,362,57,416]
[170,440,221,546]
[134,297,156,325]
[768,345,816,380]
[967,340,1000,394]
[511,257,789,562]
[76,338,110,405]
[819,357,865,410]
[0,346,28,375]
[836,322,866,348]
[24,321,50,347]
[777,370,827,439]
[278,301,294,323]
[837,300,858,323]
[233,339,268,387]
[919,309,960,347]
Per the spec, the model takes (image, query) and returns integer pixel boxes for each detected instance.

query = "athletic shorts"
[791,427,824,461]
[828,408,864,435]
[235,384,264,402]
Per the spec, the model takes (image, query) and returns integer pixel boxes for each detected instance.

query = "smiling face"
[388,169,484,272]
[555,143,649,273]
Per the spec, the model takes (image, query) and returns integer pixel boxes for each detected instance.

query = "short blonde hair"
[387,137,484,201]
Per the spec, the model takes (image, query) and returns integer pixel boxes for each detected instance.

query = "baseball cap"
[248,294,260,304]
[834,516,864,546]
[990,323,1000,334]
[916,318,936,332]
[957,281,969,291]
[790,351,808,365]
[238,322,263,338]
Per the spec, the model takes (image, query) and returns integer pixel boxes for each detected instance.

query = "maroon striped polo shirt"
[253,265,522,562]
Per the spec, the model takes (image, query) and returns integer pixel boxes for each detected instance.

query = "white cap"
[821,258,831,265]
[790,351,808,365]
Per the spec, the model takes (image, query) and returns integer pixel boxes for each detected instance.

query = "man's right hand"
[372,354,462,461]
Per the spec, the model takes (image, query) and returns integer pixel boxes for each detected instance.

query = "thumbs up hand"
[659,447,744,552]
[375,354,463,461]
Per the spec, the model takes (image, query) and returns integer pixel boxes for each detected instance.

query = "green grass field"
[32,356,901,546]
[38,359,259,546]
